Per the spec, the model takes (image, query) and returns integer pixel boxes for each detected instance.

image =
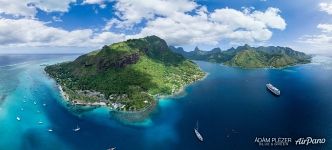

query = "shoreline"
[44,60,208,122]
[55,71,208,111]
[51,71,208,122]
[156,71,209,100]
[220,60,312,70]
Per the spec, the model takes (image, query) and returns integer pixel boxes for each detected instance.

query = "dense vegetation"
[170,44,311,68]
[45,36,205,111]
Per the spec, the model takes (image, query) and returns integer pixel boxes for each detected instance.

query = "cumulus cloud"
[299,28,332,47]
[106,0,286,46]
[82,0,112,8]
[0,0,36,17]
[298,34,332,54]
[0,0,76,17]
[112,0,198,28]
[0,18,125,47]
[317,23,332,33]
[297,2,332,54]
[83,0,105,4]
[35,0,76,12]
[300,34,332,45]
[0,0,287,51]
[319,2,332,15]
[298,24,332,54]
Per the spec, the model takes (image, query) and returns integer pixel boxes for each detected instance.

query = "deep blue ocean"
[0,54,332,150]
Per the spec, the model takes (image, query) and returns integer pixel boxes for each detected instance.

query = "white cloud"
[0,0,36,17]
[83,0,105,4]
[298,24,332,54]
[319,2,332,15]
[0,0,287,52]
[103,18,122,31]
[125,6,286,46]
[112,0,198,28]
[317,23,332,32]
[298,34,332,54]
[52,16,63,22]
[297,2,332,54]
[300,34,332,45]
[0,18,125,48]
[103,0,286,46]
[251,7,286,30]
[0,0,76,17]
[82,0,111,8]
[35,0,76,13]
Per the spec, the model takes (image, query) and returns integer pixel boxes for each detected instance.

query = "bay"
[0,54,331,150]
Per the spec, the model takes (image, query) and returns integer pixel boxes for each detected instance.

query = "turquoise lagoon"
[0,54,332,150]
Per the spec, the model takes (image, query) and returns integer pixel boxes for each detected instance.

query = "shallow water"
[0,54,332,150]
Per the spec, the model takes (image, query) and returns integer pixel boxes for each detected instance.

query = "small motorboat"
[73,125,80,132]
[194,121,203,142]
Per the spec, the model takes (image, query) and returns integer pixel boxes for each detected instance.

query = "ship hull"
[266,84,280,96]
[194,129,203,142]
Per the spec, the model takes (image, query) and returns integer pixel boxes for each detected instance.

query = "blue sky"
[0,0,331,54]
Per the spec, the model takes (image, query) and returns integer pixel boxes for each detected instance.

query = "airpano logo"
[295,137,326,145]
[254,137,326,146]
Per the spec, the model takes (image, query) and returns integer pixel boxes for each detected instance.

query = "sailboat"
[194,121,203,142]
[73,125,80,132]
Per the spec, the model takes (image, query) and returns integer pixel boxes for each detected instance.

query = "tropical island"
[45,36,205,113]
[170,44,312,68]
[44,35,311,120]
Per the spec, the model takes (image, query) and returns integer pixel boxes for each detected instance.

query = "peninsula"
[170,44,311,68]
[45,36,205,112]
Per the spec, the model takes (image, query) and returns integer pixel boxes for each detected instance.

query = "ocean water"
[0,54,332,150]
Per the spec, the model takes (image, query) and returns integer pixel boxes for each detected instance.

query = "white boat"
[194,121,203,142]
[107,147,116,150]
[16,116,21,121]
[38,121,43,124]
[33,101,37,105]
[48,129,53,132]
[73,125,80,132]
[266,83,280,96]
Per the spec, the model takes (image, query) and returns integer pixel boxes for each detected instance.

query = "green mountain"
[169,46,221,60]
[45,36,205,111]
[170,44,311,68]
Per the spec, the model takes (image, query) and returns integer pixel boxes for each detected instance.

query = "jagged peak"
[143,35,163,41]
[194,46,200,51]
[210,47,221,52]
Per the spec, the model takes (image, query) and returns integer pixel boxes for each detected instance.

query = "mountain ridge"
[169,45,311,68]
[45,36,205,113]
